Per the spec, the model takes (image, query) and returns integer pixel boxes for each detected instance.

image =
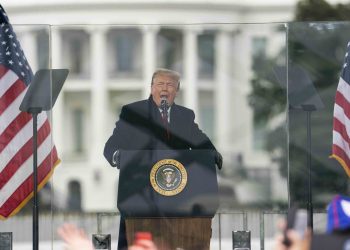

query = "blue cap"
[327,195,350,233]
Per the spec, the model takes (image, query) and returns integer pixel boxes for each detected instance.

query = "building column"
[51,27,64,156]
[215,28,232,150]
[142,25,159,98]
[231,28,252,154]
[183,27,199,118]
[88,26,108,165]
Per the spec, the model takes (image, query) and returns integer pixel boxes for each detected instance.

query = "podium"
[117,150,219,249]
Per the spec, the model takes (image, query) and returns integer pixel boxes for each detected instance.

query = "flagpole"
[30,108,42,250]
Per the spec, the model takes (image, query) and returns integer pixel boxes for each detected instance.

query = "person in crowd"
[326,194,350,234]
[274,194,350,250]
[273,224,311,250]
[104,68,222,249]
[58,224,94,250]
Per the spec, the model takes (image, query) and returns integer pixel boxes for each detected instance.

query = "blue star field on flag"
[0,5,33,86]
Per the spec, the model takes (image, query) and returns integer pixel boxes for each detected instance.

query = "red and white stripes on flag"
[0,5,60,219]
[0,66,59,219]
[331,42,350,177]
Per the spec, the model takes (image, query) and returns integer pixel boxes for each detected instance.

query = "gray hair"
[151,68,181,89]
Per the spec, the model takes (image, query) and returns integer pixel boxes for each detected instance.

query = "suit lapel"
[148,96,162,126]
[169,104,182,135]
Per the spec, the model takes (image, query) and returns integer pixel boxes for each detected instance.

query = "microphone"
[160,96,168,111]
[160,96,170,139]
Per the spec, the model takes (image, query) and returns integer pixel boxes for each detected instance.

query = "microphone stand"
[29,107,42,250]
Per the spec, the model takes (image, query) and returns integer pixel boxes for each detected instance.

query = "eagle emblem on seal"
[150,159,187,196]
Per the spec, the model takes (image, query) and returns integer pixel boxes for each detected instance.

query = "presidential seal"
[150,159,187,196]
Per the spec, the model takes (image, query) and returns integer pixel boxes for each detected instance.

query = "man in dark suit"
[104,68,222,249]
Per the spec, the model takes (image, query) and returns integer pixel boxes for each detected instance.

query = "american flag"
[0,5,59,219]
[332,41,350,177]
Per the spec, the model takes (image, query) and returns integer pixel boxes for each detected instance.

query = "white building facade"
[1,0,307,212]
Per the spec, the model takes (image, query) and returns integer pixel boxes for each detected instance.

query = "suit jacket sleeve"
[104,106,129,167]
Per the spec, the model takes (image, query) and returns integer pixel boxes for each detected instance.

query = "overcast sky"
[1,0,349,7]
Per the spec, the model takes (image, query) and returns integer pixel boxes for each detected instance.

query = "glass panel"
[2,22,289,250]
[50,23,288,250]
[7,19,350,250]
[232,23,288,211]
[0,23,54,247]
[287,22,350,230]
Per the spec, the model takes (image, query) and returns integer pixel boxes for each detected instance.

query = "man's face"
[151,74,179,107]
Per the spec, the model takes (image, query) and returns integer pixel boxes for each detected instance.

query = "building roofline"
[3,2,294,14]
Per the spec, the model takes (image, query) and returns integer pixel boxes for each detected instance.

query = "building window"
[198,32,215,79]
[252,36,267,58]
[253,120,267,150]
[108,29,142,78]
[199,91,214,141]
[67,180,82,211]
[73,108,84,153]
[63,92,90,159]
[157,29,183,73]
[252,36,268,150]
[61,30,90,78]
[36,29,49,69]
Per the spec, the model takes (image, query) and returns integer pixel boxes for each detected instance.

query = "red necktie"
[161,109,170,140]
